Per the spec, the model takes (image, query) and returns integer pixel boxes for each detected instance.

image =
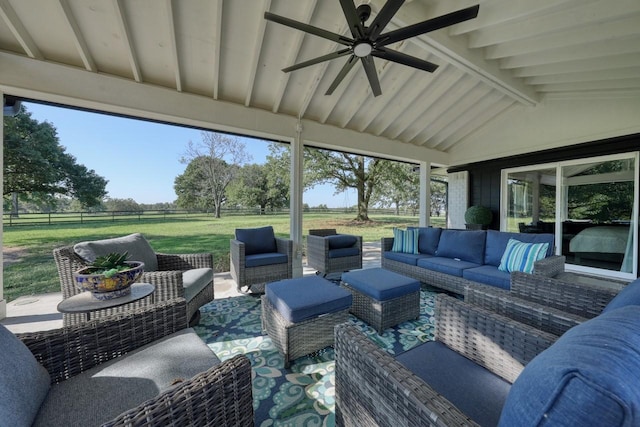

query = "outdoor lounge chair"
[2,298,254,426]
[230,225,292,293]
[53,233,214,326]
[306,229,362,277]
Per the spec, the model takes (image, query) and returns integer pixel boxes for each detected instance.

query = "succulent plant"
[89,251,132,277]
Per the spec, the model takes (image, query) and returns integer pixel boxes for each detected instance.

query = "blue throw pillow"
[413,227,442,255]
[391,228,419,254]
[499,305,640,426]
[498,239,549,274]
[235,226,277,255]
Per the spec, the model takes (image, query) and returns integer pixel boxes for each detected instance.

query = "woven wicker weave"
[307,230,363,276]
[17,299,254,426]
[335,294,557,426]
[341,284,419,333]
[380,237,566,295]
[53,246,215,326]
[230,237,293,292]
[261,295,350,368]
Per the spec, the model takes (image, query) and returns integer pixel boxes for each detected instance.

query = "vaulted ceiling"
[1,0,640,166]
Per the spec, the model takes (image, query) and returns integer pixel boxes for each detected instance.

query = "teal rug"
[194,289,437,426]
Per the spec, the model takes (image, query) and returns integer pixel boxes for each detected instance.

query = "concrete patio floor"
[1,242,382,334]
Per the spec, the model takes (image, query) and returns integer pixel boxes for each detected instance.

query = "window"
[501,152,638,279]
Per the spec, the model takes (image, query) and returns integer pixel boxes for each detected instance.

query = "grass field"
[3,213,446,302]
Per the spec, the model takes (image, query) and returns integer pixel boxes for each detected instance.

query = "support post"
[419,161,430,227]
[1,90,6,319]
[290,121,304,277]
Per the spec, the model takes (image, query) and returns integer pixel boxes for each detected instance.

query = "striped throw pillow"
[498,238,549,273]
[391,228,419,254]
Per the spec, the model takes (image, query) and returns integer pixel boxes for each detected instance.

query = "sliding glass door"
[502,152,638,279]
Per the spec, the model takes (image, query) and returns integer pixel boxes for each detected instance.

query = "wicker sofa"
[381,228,565,295]
[2,299,254,426]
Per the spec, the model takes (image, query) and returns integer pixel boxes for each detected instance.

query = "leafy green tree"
[227,162,289,213]
[103,197,142,212]
[305,148,383,221]
[176,132,250,218]
[372,161,418,214]
[3,106,108,213]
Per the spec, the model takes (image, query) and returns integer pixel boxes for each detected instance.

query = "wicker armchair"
[307,229,362,277]
[335,294,557,426]
[14,299,254,426]
[54,237,214,326]
[230,226,293,293]
[465,270,628,336]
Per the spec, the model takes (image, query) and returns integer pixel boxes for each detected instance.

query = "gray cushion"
[235,226,277,255]
[33,328,220,427]
[0,325,51,427]
[74,233,158,272]
[182,268,213,302]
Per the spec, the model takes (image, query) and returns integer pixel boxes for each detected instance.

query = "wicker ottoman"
[342,268,421,333]
[262,276,352,368]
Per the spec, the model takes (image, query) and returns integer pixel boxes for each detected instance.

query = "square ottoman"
[262,275,352,368]
[342,268,421,333]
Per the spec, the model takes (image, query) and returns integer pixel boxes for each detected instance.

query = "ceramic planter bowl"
[73,261,144,300]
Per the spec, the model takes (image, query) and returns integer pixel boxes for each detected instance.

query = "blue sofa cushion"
[342,268,420,301]
[602,278,640,314]
[328,247,360,259]
[397,341,511,427]
[463,265,511,290]
[0,325,51,427]
[245,252,288,268]
[498,239,549,274]
[266,276,352,323]
[383,251,433,266]
[326,234,357,249]
[499,305,640,427]
[484,230,554,267]
[436,230,486,264]
[235,226,277,255]
[418,257,481,277]
[410,227,442,255]
[391,228,419,254]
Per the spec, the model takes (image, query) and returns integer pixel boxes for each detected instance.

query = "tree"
[175,132,250,218]
[305,148,384,221]
[103,197,142,212]
[227,161,289,213]
[372,161,419,215]
[3,106,108,212]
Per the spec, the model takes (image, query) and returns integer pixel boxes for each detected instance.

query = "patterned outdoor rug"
[194,289,437,426]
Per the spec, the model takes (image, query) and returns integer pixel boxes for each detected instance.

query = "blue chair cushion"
[235,226,277,255]
[436,230,486,264]
[266,276,352,323]
[328,247,360,259]
[0,325,51,427]
[326,234,357,249]
[499,305,640,427]
[412,227,442,255]
[484,230,554,267]
[397,341,511,427]
[383,251,433,266]
[342,268,420,301]
[417,257,481,277]
[602,278,640,314]
[245,252,288,268]
[463,265,511,290]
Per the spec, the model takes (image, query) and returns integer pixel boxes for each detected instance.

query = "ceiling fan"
[264,1,479,97]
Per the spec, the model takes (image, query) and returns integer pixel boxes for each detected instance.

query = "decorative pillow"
[74,233,158,271]
[0,325,51,427]
[498,238,549,274]
[391,228,419,254]
[235,226,277,255]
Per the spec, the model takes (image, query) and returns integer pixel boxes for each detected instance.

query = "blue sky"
[24,102,355,208]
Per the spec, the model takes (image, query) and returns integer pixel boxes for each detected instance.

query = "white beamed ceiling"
[1,0,640,166]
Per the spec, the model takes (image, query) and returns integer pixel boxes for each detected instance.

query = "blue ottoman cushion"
[499,305,640,426]
[266,276,352,323]
[602,277,640,314]
[342,268,420,301]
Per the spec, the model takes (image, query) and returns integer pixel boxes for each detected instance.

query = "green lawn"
[3,213,445,301]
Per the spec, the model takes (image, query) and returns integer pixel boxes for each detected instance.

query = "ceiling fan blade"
[265,11,353,46]
[283,48,352,72]
[377,5,479,47]
[339,0,366,39]
[326,55,359,95]
[367,0,404,40]
[360,56,382,97]
[372,47,438,73]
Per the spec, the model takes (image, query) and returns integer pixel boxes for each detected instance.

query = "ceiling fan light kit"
[265,1,479,97]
